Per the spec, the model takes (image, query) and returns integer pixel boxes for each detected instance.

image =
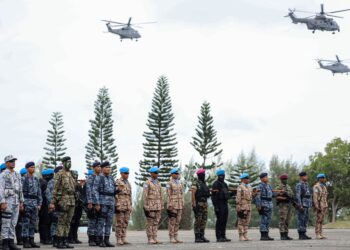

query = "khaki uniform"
[143,178,163,243]
[236,183,252,240]
[115,178,132,243]
[313,183,328,238]
[166,178,184,241]
[276,183,294,233]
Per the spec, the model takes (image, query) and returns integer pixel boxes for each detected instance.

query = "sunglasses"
[8,160,15,163]
[123,173,129,175]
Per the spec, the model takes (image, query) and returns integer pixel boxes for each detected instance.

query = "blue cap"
[42,169,54,175]
[216,169,225,176]
[259,172,268,178]
[240,173,249,179]
[149,166,159,173]
[317,173,326,179]
[25,161,35,168]
[120,167,129,173]
[20,168,27,175]
[87,169,94,176]
[170,168,179,174]
[0,163,6,170]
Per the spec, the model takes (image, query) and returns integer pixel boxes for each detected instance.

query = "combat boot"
[2,239,10,250]
[63,238,74,249]
[266,232,274,240]
[9,239,21,250]
[56,237,64,249]
[194,233,204,243]
[116,238,123,246]
[260,232,269,241]
[121,238,130,245]
[243,232,251,241]
[88,236,96,246]
[0,239,3,250]
[154,237,162,244]
[174,235,183,243]
[280,232,287,240]
[299,232,311,240]
[29,237,40,248]
[200,230,210,243]
[222,236,231,242]
[52,236,57,248]
[147,237,156,245]
[170,237,177,244]
[98,237,105,247]
[22,238,31,249]
[103,236,114,247]
[285,233,293,240]
[239,233,245,241]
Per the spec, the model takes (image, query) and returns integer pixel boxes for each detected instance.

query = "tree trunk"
[331,195,338,223]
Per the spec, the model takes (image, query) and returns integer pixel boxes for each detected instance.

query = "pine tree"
[42,112,67,168]
[190,101,223,170]
[85,87,118,178]
[135,76,178,187]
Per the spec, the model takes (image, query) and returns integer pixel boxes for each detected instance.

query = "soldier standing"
[191,168,210,243]
[275,174,294,240]
[313,173,328,240]
[93,161,116,247]
[85,162,101,246]
[68,170,83,244]
[0,155,23,250]
[115,167,132,246]
[166,168,183,244]
[49,157,76,249]
[0,163,7,249]
[255,172,274,241]
[21,162,42,248]
[211,169,230,242]
[295,171,312,240]
[15,168,27,246]
[236,173,252,241]
[143,167,163,245]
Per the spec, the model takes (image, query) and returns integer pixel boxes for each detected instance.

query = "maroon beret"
[279,174,288,180]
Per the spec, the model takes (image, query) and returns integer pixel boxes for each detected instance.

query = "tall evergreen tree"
[135,76,178,186]
[42,112,67,168]
[85,87,118,178]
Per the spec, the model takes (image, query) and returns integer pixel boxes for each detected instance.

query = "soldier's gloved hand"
[87,203,93,209]
[0,203,7,211]
[95,204,101,212]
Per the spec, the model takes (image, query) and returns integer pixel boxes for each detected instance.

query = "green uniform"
[276,183,294,233]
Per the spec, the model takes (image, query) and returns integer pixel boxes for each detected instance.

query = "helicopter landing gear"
[332,31,335,34]
[312,30,315,34]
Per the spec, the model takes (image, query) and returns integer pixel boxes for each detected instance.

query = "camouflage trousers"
[278,203,292,233]
[22,204,38,237]
[237,210,251,234]
[194,202,208,234]
[315,208,327,235]
[146,210,161,239]
[168,209,182,237]
[115,210,131,239]
[297,207,309,233]
[87,215,99,236]
[259,207,272,232]
[1,202,19,239]
[57,205,75,237]
[97,205,114,237]
[50,212,60,236]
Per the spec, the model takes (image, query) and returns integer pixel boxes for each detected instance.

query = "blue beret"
[299,171,307,177]
[240,173,249,179]
[317,173,326,179]
[0,163,6,170]
[20,168,27,175]
[25,162,35,168]
[87,169,94,176]
[120,167,129,173]
[54,166,63,173]
[259,172,268,178]
[170,168,179,174]
[216,169,225,176]
[42,169,54,175]
[149,166,159,173]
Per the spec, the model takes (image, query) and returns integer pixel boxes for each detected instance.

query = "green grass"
[324,220,350,229]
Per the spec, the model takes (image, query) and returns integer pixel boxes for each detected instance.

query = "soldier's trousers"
[146,210,161,239]
[297,207,309,233]
[237,210,251,234]
[68,206,82,240]
[168,209,182,237]
[15,214,23,243]
[194,202,208,234]
[57,205,75,237]
[1,202,19,239]
[22,205,38,237]
[214,202,228,239]
[87,216,98,236]
[39,204,51,241]
[259,207,272,232]
[315,208,327,235]
[97,205,114,237]
[279,203,292,233]
[115,210,131,239]
[50,212,59,236]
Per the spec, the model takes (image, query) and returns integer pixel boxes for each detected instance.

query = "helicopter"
[101,17,156,41]
[285,4,350,34]
[317,55,350,75]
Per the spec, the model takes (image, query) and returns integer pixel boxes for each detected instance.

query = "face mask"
[197,173,205,181]
[218,175,225,181]
[64,161,71,170]
[281,179,288,185]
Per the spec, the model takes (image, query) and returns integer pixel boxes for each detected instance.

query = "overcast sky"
[1,0,350,179]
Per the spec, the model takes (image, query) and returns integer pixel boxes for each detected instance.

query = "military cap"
[279,174,288,180]
[25,161,35,168]
[240,173,249,179]
[20,168,27,175]
[101,161,110,168]
[196,168,205,174]
[299,171,307,177]
[170,168,179,174]
[4,155,17,163]
[259,172,268,178]
[87,169,94,176]
[54,166,63,173]
[61,156,71,163]
[42,169,54,175]
[120,167,129,173]
[149,166,159,173]
[0,163,6,171]
[317,173,326,179]
[216,169,225,176]
[92,161,101,168]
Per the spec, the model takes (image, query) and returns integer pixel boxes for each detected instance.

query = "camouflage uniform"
[46,178,58,238]
[51,170,76,238]
[313,182,328,238]
[275,183,294,234]
[85,173,99,238]
[0,169,24,240]
[295,181,312,236]
[21,174,42,238]
[115,178,132,244]
[236,183,252,240]
[255,182,273,233]
[143,178,163,243]
[166,178,184,242]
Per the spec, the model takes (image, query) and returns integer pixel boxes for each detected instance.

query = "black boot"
[52,236,57,248]
[285,233,293,240]
[103,237,114,247]
[222,234,231,242]
[16,238,22,246]
[266,232,274,241]
[299,232,311,240]
[194,233,204,243]
[9,239,21,250]
[0,239,3,250]
[304,233,311,240]
[29,238,40,248]
[22,238,31,249]
[200,230,210,243]
[3,239,10,250]
[260,232,269,241]
[88,236,96,247]
[98,237,105,248]
[280,232,287,240]
[73,233,81,244]
[63,238,73,249]
[56,237,65,249]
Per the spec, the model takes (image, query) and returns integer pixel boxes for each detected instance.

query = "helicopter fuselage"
[107,24,141,40]
[318,61,350,75]
[288,13,340,32]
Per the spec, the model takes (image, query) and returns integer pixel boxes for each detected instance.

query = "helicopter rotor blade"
[101,20,126,25]
[293,10,316,14]
[127,17,132,26]
[132,21,157,25]
[321,4,324,14]
[327,8,350,14]
[304,15,317,19]
[336,55,340,62]
[325,14,344,18]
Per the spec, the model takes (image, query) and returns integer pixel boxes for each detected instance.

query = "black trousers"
[214,202,228,239]
[39,204,52,242]
[68,206,83,240]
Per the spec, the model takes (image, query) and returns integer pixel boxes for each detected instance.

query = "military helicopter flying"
[285,4,350,34]
[101,17,156,41]
[317,55,350,75]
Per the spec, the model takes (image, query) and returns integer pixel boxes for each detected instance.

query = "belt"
[261,197,272,201]
[100,192,115,197]
[24,195,38,199]
[302,195,311,198]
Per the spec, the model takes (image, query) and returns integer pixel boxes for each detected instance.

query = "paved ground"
[39,229,350,249]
